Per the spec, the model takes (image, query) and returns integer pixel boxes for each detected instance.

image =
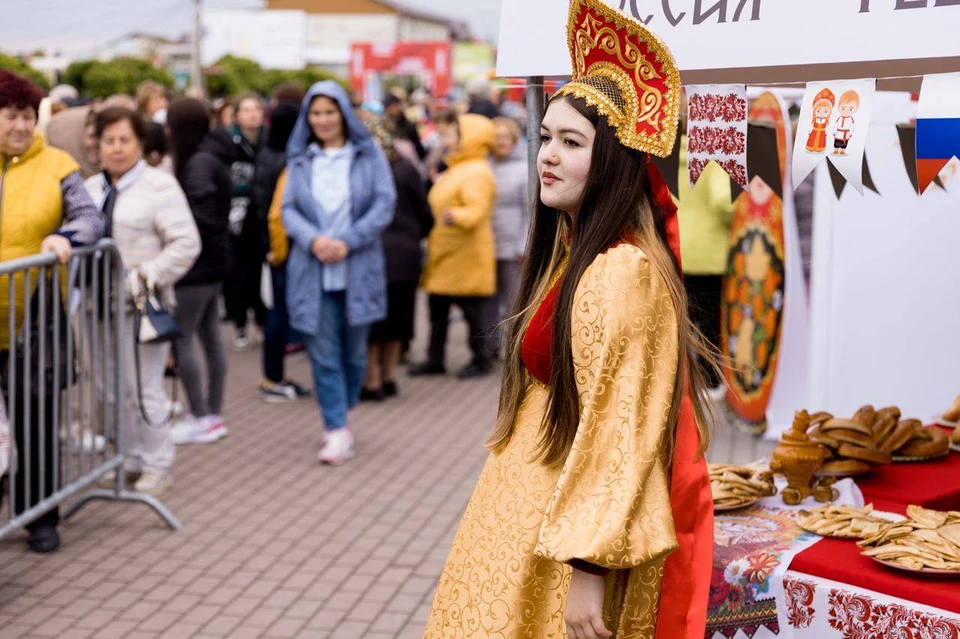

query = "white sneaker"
[96,470,140,490]
[78,432,106,454]
[170,415,200,445]
[65,423,107,454]
[134,471,173,496]
[192,415,228,444]
[232,330,252,352]
[170,414,227,445]
[318,428,356,465]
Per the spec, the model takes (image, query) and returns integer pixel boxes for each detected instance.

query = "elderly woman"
[0,70,106,553]
[361,117,433,401]
[85,107,200,497]
[489,116,529,344]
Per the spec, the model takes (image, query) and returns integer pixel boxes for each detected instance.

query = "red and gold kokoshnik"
[555,0,682,158]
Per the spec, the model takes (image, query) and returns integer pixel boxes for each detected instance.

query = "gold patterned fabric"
[424,244,681,638]
[555,0,682,157]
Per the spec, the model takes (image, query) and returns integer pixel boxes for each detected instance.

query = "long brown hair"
[487,94,718,466]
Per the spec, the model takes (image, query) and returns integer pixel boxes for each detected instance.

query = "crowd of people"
[0,68,533,553]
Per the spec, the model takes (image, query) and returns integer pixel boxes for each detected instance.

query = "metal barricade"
[0,240,180,538]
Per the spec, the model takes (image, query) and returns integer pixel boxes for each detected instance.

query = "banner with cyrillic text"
[497,0,960,84]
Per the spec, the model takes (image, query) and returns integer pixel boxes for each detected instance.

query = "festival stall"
[497,0,960,636]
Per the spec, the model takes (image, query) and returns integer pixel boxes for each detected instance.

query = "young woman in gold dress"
[424,1,717,637]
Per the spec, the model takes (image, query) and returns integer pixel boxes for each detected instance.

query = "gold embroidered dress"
[424,244,682,638]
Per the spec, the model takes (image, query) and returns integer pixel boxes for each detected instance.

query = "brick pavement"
[0,312,772,638]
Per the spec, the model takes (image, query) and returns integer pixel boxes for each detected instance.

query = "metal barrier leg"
[62,488,182,530]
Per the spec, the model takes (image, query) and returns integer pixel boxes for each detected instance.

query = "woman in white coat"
[85,106,200,496]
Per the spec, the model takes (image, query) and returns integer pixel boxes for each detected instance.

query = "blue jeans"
[303,291,370,431]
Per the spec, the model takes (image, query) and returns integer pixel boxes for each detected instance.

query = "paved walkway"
[0,313,774,638]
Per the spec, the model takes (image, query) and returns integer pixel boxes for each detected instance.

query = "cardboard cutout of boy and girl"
[805,89,861,155]
[793,79,876,193]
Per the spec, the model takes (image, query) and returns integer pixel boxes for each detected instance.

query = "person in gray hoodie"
[488,117,530,346]
[282,81,396,465]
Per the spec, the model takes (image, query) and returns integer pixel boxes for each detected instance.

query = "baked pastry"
[808,426,839,449]
[952,426,960,446]
[820,418,874,437]
[829,428,875,448]
[858,505,960,571]
[875,406,902,424]
[809,411,833,427]
[837,443,892,465]
[853,405,877,428]
[799,504,889,539]
[943,396,960,422]
[709,464,776,509]
[871,413,898,443]
[880,420,920,453]
[896,426,949,458]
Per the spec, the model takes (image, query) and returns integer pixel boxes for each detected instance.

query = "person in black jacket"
[360,117,434,400]
[166,98,232,445]
[251,103,310,403]
[225,92,268,351]
[384,92,426,161]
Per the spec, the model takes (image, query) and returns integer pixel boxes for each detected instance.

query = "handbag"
[130,272,180,428]
[131,272,181,344]
[1,271,77,396]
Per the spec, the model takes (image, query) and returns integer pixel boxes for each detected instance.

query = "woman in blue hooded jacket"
[282,81,396,464]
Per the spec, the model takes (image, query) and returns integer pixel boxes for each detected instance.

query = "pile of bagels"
[809,405,949,475]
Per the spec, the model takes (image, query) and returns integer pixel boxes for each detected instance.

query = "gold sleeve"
[535,244,680,570]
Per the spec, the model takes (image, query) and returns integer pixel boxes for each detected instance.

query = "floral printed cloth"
[705,478,861,639]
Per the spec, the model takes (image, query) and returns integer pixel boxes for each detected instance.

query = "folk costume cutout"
[794,80,876,194]
[424,1,712,637]
[805,88,835,154]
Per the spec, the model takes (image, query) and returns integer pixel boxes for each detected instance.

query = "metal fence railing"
[0,240,180,538]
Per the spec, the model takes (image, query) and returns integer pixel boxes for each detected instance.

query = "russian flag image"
[916,73,960,194]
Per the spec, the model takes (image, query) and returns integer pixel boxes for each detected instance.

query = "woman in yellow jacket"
[0,71,106,553]
[410,112,497,380]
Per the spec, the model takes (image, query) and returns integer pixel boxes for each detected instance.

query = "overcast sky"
[1,0,503,57]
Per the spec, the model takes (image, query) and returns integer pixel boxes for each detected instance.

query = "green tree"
[206,55,264,97]
[0,53,50,90]
[62,58,173,98]
[62,60,96,91]
[204,55,347,99]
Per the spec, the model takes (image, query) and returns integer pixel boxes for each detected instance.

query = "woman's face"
[219,104,234,127]
[235,98,264,131]
[537,99,595,214]
[492,123,516,160]
[308,96,346,148]
[147,93,168,118]
[0,106,36,157]
[99,118,143,179]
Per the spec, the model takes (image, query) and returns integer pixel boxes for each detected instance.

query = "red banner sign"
[350,42,452,100]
